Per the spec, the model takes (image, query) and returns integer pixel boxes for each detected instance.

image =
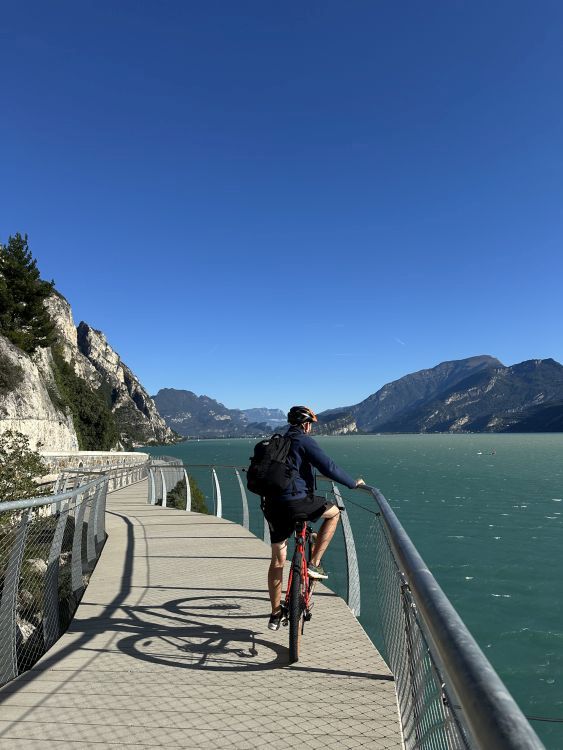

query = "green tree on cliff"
[0,233,56,353]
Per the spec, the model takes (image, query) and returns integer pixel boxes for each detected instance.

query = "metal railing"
[150,458,544,750]
[0,461,147,687]
[0,454,544,748]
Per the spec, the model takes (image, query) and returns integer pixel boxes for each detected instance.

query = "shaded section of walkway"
[0,480,402,749]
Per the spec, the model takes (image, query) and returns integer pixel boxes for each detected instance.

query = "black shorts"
[261,495,336,544]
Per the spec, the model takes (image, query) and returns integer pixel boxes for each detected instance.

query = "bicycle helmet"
[287,405,318,425]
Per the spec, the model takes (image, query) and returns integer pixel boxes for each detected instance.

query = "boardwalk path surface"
[0,480,402,749]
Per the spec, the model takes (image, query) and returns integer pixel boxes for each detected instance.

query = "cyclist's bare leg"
[310,506,340,567]
[268,540,287,614]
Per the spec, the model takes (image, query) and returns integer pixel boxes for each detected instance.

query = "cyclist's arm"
[302,436,358,489]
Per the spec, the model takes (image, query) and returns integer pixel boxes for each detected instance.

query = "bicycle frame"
[281,520,316,647]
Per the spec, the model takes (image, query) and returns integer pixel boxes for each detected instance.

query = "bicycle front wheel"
[289,563,303,663]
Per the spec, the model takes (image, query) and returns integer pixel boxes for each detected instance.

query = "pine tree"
[0,233,56,353]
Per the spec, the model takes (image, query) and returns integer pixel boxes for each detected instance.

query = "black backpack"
[246,433,296,497]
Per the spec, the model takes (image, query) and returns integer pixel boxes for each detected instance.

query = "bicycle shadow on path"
[0,502,392,734]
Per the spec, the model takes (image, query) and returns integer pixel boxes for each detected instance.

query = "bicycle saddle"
[292,513,308,521]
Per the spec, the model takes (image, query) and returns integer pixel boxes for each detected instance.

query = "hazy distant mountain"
[152,389,284,437]
[316,356,563,434]
[241,408,286,427]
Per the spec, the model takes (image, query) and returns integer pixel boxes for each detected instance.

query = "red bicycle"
[280,517,317,663]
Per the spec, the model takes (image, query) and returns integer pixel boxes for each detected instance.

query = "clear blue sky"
[2,2,562,413]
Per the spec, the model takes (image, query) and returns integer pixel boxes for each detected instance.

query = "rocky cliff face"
[0,333,78,451]
[44,294,101,387]
[77,322,174,446]
[314,411,358,436]
[0,293,175,450]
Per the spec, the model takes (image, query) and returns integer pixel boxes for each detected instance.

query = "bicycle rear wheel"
[288,561,303,663]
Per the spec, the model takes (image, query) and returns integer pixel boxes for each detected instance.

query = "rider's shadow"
[115,594,287,671]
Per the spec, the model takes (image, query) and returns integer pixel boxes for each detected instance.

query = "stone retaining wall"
[40,451,149,472]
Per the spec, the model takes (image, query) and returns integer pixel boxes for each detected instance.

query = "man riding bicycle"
[262,405,365,631]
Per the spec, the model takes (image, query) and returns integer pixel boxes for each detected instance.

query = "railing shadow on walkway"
[1,461,546,750]
[0,506,392,722]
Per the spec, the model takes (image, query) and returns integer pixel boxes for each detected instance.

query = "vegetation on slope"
[0,430,46,504]
[166,476,208,513]
[51,349,118,451]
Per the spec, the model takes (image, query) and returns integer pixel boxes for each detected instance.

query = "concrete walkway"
[0,480,403,749]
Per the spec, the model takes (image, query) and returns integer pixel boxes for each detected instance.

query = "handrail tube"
[360,485,544,750]
[0,477,106,511]
[55,463,146,477]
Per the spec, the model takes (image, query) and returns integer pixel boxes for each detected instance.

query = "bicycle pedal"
[304,610,313,622]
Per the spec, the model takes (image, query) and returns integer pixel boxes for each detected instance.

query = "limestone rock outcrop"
[0,334,78,451]
[77,322,174,446]
[0,293,175,450]
[44,294,100,388]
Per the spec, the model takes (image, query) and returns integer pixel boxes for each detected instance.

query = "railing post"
[86,485,99,564]
[0,508,32,684]
[148,468,156,505]
[53,474,63,494]
[184,469,191,512]
[160,469,167,507]
[43,499,70,649]
[71,492,88,597]
[212,469,222,518]
[95,479,108,546]
[235,470,249,530]
[332,483,361,616]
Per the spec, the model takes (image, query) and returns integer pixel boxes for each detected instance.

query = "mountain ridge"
[152,388,285,438]
[316,355,563,434]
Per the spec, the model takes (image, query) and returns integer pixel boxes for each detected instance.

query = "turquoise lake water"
[141,434,563,748]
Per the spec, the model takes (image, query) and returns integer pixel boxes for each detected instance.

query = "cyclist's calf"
[311,507,340,567]
[268,540,287,614]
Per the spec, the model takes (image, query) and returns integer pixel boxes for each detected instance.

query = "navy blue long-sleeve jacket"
[278,425,357,501]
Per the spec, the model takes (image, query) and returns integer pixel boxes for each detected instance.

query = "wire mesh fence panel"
[316,486,473,750]
[0,510,30,683]
[0,498,95,686]
[43,500,70,649]
[0,463,145,689]
[16,508,60,674]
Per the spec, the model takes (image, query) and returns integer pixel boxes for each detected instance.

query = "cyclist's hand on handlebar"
[354,478,365,488]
